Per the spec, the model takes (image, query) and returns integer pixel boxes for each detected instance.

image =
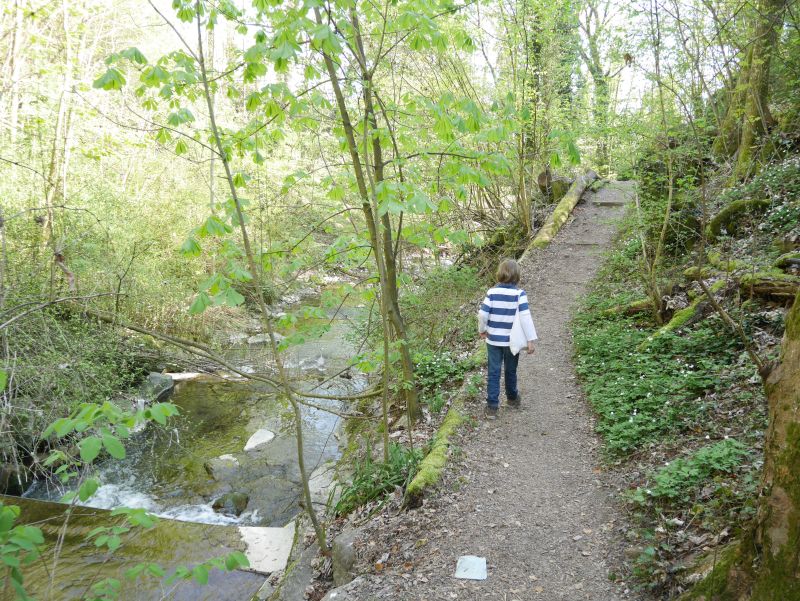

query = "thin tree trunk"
[315,6,420,422]
[41,0,74,257]
[194,6,328,555]
[9,0,23,145]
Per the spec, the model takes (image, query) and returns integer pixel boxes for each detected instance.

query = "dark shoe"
[507,395,521,408]
[485,406,499,420]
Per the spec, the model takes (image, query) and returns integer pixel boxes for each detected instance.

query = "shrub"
[334,442,423,516]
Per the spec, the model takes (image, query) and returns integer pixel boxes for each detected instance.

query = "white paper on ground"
[454,555,487,580]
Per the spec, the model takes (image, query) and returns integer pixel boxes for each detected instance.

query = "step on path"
[342,181,635,601]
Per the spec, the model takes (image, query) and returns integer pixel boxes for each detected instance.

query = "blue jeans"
[486,344,519,408]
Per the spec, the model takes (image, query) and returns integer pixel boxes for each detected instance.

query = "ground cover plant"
[571,183,788,595]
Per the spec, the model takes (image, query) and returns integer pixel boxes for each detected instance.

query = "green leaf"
[79,436,102,463]
[155,128,171,145]
[102,434,126,460]
[327,185,345,201]
[189,292,212,315]
[0,370,6,391]
[140,65,170,86]
[176,5,195,22]
[192,564,209,584]
[146,404,166,426]
[223,287,245,307]
[180,237,202,257]
[79,478,100,502]
[232,172,250,188]
[203,215,232,237]
[175,139,189,155]
[106,535,122,552]
[0,506,18,532]
[120,47,148,65]
[93,68,126,91]
[245,92,261,111]
[167,108,195,126]
[225,551,250,570]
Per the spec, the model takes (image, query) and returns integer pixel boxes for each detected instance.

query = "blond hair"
[496,258,520,285]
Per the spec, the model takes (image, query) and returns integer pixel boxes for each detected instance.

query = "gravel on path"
[338,182,637,601]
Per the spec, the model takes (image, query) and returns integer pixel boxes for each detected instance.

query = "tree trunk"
[749,291,800,597]
[9,0,23,145]
[713,0,787,176]
[684,291,800,600]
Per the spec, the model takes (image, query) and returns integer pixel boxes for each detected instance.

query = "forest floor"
[330,182,638,601]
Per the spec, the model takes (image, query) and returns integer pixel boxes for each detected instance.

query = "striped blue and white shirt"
[478,283,537,346]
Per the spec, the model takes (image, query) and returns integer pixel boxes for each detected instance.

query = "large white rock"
[239,521,295,574]
[164,372,203,381]
[244,429,276,451]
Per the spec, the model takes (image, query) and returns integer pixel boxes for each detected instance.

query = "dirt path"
[337,182,636,601]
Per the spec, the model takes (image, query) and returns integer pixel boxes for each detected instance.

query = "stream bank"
[4,293,368,599]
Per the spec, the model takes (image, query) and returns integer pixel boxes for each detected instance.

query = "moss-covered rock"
[774,251,800,270]
[707,251,750,273]
[639,280,726,350]
[705,198,771,241]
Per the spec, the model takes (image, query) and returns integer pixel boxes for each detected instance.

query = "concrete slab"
[239,521,296,574]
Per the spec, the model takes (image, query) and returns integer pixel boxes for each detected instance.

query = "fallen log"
[600,298,652,317]
[521,170,599,261]
[739,272,800,301]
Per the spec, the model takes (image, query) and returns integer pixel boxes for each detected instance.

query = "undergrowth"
[334,442,422,516]
[572,313,742,457]
[4,312,149,459]
[572,202,773,595]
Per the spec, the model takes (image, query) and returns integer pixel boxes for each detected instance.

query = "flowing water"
[10,298,367,599]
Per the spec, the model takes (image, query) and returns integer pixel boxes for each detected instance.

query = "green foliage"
[413,350,479,393]
[334,442,423,516]
[0,503,43,600]
[402,267,485,349]
[573,313,741,456]
[628,439,750,504]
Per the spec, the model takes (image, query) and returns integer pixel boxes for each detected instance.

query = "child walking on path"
[478,259,537,419]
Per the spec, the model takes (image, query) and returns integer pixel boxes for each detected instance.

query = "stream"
[12,297,368,599]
